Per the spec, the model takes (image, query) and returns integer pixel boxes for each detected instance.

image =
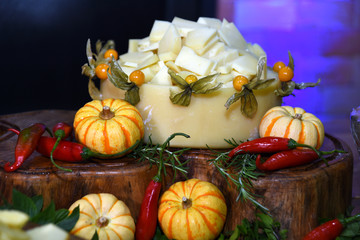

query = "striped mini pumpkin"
[73,98,144,155]
[259,106,325,149]
[69,193,135,240]
[158,178,227,240]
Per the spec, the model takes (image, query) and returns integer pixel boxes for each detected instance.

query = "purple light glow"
[220,0,360,119]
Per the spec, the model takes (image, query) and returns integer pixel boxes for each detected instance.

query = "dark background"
[0,0,216,115]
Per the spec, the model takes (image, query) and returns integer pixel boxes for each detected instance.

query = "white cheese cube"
[185,27,217,50]
[140,66,156,83]
[197,17,222,29]
[250,43,267,58]
[137,37,152,52]
[158,52,178,62]
[119,51,154,64]
[210,48,239,66]
[217,64,232,74]
[172,17,207,37]
[149,20,172,42]
[158,60,166,68]
[139,42,159,52]
[123,62,138,68]
[232,54,258,76]
[150,66,172,85]
[222,80,234,88]
[175,46,215,76]
[165,61,182,73]
[118,65,136,76]
[194,36,219,56]
[218,21,248,50]
[27,224,69,240]
[216,73,233,84]
[137,54,159,70]
[158,24,181,57]
[203,42,225,58]
[128,39,139,52]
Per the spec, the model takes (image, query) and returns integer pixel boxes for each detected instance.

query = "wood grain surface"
[0,110,354,239]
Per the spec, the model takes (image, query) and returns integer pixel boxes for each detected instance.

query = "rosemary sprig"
[207,142,269,214]
[128,133,191,181]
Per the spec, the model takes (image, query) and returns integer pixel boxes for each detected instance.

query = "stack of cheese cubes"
[118,17,267,87]
[101,17,280,149]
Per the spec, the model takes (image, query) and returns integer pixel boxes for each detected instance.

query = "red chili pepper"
[303,214,360,240]
[135,133,189,240]
[52,122,72,140]
[135,177,162,240]
[50,122,73,172]
[228,137,318,159]
[36,136,140,163]
[256,149,318,171]
[5,123,46,172]
[256,148,345,171]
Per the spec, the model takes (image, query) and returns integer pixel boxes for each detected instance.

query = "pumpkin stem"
[96,216,109,228]
[182,196,192,209]
[294,113,302,120]
[99,106,115,120]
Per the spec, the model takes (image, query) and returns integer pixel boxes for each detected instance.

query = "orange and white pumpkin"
[158,178,227,240]
[69,193,135,240]
[73,98,144,155]
[259,106,325,149]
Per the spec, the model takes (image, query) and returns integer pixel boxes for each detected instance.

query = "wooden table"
[0,110,355,240]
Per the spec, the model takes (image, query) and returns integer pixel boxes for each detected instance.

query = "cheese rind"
[101,70,281,148]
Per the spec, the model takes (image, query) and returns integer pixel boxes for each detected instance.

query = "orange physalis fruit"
[278,66,294,82]
[104,49,119,61]
[129,70,145,86]
[95,63,110,80]
[185,74,198,84]
[233,75,249,91]
[273,61,286,73]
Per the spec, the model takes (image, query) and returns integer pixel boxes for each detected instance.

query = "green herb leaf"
[31,201,56,225]
[340,221,360,237]
[129,133,190,182]
[31,195,44,214]
[1,189,80,233]
[11,189,40,218]
[207,148,268,214]
[56,206,80,232]
[220,213,287,240]
[91,230,99,240]
[153,226,170,240]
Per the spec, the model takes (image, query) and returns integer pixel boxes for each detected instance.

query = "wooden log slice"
[0,110,353,239]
